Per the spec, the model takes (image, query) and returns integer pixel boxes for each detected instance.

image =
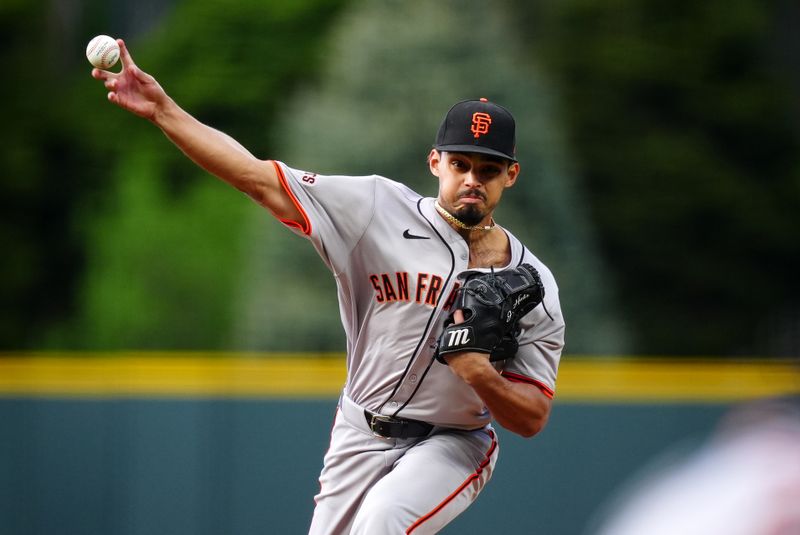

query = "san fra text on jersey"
[368,272,460,309]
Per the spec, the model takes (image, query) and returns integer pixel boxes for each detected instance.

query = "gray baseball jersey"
[271,160,565,427]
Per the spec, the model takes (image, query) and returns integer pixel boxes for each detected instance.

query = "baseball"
[86,35,120,69]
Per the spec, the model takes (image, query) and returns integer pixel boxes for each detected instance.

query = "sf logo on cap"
[471,112,492,138]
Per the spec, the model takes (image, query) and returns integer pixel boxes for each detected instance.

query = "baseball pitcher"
[92,39,565,534]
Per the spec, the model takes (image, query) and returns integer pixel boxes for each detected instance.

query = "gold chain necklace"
[434,200,495,231]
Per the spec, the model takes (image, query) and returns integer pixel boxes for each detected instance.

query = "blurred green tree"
[6,0,798,356]
[232,0,631,354]
[40,0,348,349]
[512,0,800,355]
[0,0,93,349]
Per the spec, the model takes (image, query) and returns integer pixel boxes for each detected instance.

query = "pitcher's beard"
[454,205,486,226]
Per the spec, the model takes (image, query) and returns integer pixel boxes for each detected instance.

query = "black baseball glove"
[435,263,547,364]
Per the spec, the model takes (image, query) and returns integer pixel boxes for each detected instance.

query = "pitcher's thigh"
[309,411,398,535]
[351,428,498,535]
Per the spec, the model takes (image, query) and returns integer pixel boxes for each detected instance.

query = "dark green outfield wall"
[0,399,730,534]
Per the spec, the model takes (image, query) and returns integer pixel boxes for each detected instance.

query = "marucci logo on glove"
[445,327,472,348]
[434,263,549,364]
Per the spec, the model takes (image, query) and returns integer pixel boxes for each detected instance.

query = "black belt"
[364,410,434,439]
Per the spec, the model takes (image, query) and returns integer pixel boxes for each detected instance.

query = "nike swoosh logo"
[403,229,430,240]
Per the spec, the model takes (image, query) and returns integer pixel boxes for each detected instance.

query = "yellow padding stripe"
[555,358,799,402]
[0,353,345,399]
[0,353,797,402]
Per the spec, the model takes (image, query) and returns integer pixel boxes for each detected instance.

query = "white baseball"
[86,35,120,69]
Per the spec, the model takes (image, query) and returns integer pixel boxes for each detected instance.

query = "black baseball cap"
[434,98,517,162]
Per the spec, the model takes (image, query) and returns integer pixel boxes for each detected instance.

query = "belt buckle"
[369,413,399,439]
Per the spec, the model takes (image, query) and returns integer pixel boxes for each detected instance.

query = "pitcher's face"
[430,150,519,226]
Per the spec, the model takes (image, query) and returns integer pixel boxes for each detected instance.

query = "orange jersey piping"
[501,371,555,399]
[269,160,311,235]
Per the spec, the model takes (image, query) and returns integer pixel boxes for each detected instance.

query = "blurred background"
[1,0,799,533]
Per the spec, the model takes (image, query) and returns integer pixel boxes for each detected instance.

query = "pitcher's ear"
[428,149,442,177]
[505,162,521,188]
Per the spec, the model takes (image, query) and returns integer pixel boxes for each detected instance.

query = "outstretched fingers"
[117,39,136,70]
[91,67,113,80]
[92,40,132,106]
[92,67,119,104]
[91,38,161,119]
[117,39,153,85]
[92,40,135,79]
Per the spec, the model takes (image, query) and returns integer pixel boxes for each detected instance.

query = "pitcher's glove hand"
[435,263,547,364]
